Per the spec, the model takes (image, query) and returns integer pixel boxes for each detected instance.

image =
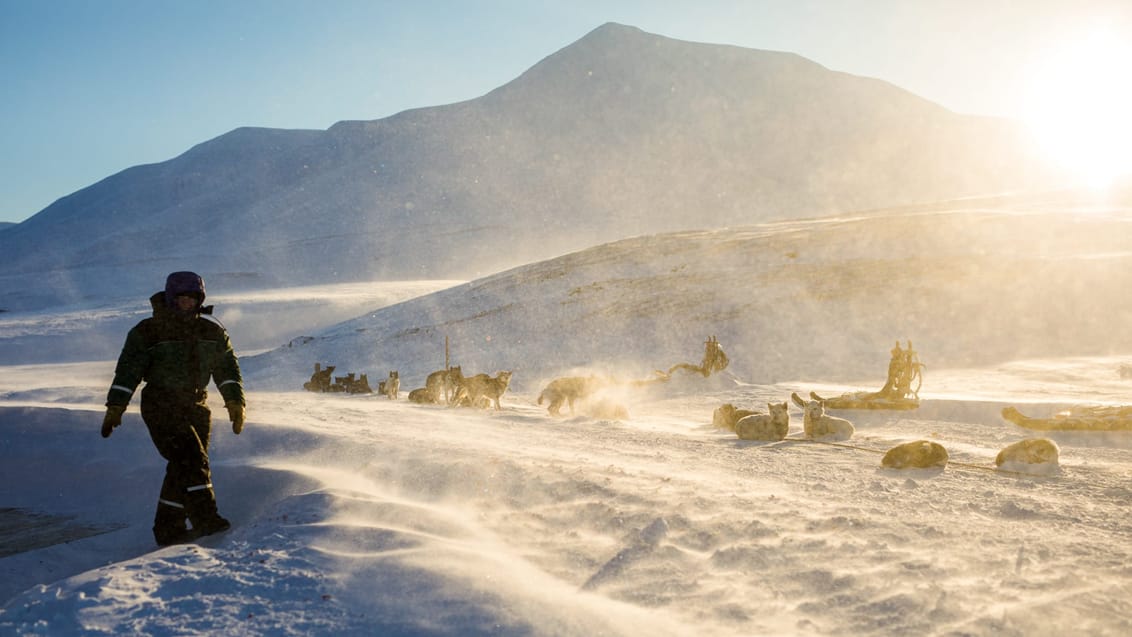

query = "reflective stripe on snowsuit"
[141,384,221,528]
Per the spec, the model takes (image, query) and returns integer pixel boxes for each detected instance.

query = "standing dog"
[538,375,607,417]
[424,366,462,404]
[378,371,400,399]
[453,371,513,410]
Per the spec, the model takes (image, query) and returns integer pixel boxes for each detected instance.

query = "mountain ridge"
[0,22,1051,311]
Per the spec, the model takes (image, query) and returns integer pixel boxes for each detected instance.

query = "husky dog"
[712,403,758,432]
[453,371,513,410]
[425,366,462,404]
[353,373,373,394]
[332,372,372,394]
[378,371,400,399]
[996,438,1059,469]
[735,402,790,441]
[791,392,854,441]
[881,440,949,469]
[537,375,607,417]
[303,363,336,392]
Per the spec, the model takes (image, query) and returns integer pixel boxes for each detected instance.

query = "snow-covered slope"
[245,194,1132,394]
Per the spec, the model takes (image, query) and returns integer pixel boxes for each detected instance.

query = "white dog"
[791,392,854,441]
[378,371,400,399]
[734,402,790,441]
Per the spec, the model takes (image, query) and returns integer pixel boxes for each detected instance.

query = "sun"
[1021,27,1132,190]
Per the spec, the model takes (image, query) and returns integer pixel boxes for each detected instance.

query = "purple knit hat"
[164,271,206,308]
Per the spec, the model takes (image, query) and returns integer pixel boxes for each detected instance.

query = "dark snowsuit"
[106,291,244,544]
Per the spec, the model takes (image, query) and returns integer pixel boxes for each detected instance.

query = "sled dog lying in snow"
[791,393,854,441]
[712,404,758,432]
[735,402,790,441]
[453,371,513,410]
[881,440,949,469]
[538,375,608,416]
[995,438,1059,471]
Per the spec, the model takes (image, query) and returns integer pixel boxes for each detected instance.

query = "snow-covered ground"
[3,275,1132,636]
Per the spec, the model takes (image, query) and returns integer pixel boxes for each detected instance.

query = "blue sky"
[3,0,1131,223]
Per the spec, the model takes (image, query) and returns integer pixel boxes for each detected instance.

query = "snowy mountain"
[0,23,1051,311]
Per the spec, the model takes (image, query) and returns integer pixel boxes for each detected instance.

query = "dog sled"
[809,340,924,411]
[809,390,920,411]
[1001,405,1132,431]
[653,335,729,381]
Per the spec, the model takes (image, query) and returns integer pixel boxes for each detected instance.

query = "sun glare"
[1022,27,1132,190]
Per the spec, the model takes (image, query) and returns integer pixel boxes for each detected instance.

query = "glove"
[226,400,246,434]
[101,405,126,438]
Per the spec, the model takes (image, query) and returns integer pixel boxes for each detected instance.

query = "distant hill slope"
[0,23,1051,311]
[246,192,1132,390]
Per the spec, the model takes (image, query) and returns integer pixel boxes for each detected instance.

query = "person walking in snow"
[100,271,246,545]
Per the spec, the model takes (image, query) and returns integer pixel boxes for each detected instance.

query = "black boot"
[185,484,231,537]
[153,499,197,546]
[195,515,231,536]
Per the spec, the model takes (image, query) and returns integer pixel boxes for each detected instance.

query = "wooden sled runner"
[810,391,920,411]
[1001,405,1132,431]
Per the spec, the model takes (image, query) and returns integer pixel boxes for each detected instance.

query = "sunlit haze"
[1022,25,1132,190]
